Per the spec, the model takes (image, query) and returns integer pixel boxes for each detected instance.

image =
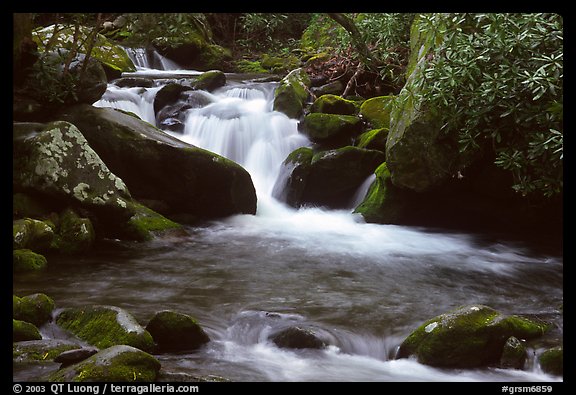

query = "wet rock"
[539,346,563,376]
[49,345,161,382]
[56,305,155,352]
[54,347,99,368]
[499,336,527,369]
[310,94,357,115]
[270,326,327,350]
[13,218,55,251]
[13,249,48,273]
[13,319,42,342]
[300,113,363,148]
[146,310,210,353]
[273,68,311,119]
[191,70,226,92]
[359,96,394,129]
[397,305,550,368]
[52,208,95,254]
[356,128,389,153]
[13,339,82,363]
[13,293,55,327]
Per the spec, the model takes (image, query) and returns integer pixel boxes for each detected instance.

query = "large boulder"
[57,104,257,222]
[396,305,549,368]
[146,310,210,353]
[273,68,311,119]
[277,146,385,209]
[301,113,364,148]
[386,16,460,192]
[49,345,161,382]
[56,305,155,352]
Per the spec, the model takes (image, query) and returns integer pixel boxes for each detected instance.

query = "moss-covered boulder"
[273,68,311,119]
[277,146,385,209]
[192,70,227,92]
[353,163,408,224]
[301,113,363,147]
[310,94,357,115]
[396,305,549,368]
[13,218,55,251]
[272,147,315,207]
[57,104,257,222]
[32,24,136,75]
[146,310,210,353]
[56,305,155,352]
[13,249,48,273]
[499,336,527,369]
[269,326,327,350]
[51,208,95,254]
[49,345,161,382]
[13,319,42,342]
[359,96,394,129]
[13,294,55,327]
[356,128,389,153]
[539,346,563,376]
[386,17,461,193]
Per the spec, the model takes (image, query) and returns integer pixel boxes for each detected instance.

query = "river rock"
[146,310,210,353]
[13,293,55,327]
[310,94,357,115]
[13,218,55,251]
[356,128,389,153]
[13,319,42,342]
[49,345,161,382]
[269,326,327,350]
[57,104,257,221]
[359,96,394,129]
[396,305,550,368]
[191,70,227,92]
[51,208,95,254]
[56,305,155,352]
[13,249,48,273]
[499,336,527,369]
[277,146,385,209]
[54,347,99,368]
[353,162,408,224]
[154,83,191,114]
[273,68,311,119]
[13,339,83,363]
[539,346,563,376]
[300,113,363,148]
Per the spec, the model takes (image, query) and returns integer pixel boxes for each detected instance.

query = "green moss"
[235,60,268,74]
[49,345,161,382]
[13,218,55,251]
[359,96,395,129]
[146,311,210,352]
[357,128,389,152]
[123,202,182,242]
[13,293,55,326]
[192,70,226,91]
[310,94,357,115]
[539,346,563,376]
[13,340,82,363]
[286,147,314,165]
[56,306,155,352]
[13,319,42,342]
[301,113,363,144]
[500,336,527,369]
[53,208,96,254]
[13,249,48,274]
[273,68,311,119]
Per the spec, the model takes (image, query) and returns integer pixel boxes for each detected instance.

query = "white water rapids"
[18,53,561,382]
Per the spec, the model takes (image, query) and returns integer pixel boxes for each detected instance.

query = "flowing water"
[13,54,563,382]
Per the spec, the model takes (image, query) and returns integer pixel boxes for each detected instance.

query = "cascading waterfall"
[21,53,561,382]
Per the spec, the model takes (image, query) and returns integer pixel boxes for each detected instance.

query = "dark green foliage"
[417,13,563,198]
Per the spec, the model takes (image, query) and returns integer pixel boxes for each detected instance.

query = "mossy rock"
[499,336,527,369]
[272,147,315,207]
[56,305,155,352]
[52,208,95,254]
[13,294,55,327]
[122,201,182,242]
[32,24,136,74]
[397,305,549,368]
[13,218,55,251]
[269,326,327,350]
[13,249,48,273]
[13,339,82,363]
[539,346,563,376]
[353,162,408,224]
[13,319,42,342]
[48,345,161,382]
[146,310,210,353]
[191,70,227,92]
[359,96,394,129]
[310,94,357,115]
[273,68,311,119]
[356,128,389,153]
[300,113,363,147]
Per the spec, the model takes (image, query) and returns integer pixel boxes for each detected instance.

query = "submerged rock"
[146,310,210,353]
[13,293,55,327]
[270,326,327,350]
[56,305,155,352]
[396,305,549,368]
[49,345,161,382]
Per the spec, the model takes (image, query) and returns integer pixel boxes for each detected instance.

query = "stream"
[13,51,563,382]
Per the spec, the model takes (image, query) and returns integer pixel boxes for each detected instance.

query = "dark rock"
[270,326,327,350]
[13,339,82,363]
[273,68,311,119]
[300,113,363,148]
[539,346,563,376]
[13,293,55,327]
[310,94,357,115]
[146,310,210,353]
[154,83,191,114]
[13,319,42,342]
[54,347,99,368]
[114,78,155,88]
[499,336,527,369]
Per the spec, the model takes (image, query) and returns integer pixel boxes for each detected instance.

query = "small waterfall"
[124,47,181,70]
[93,85,161,124]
